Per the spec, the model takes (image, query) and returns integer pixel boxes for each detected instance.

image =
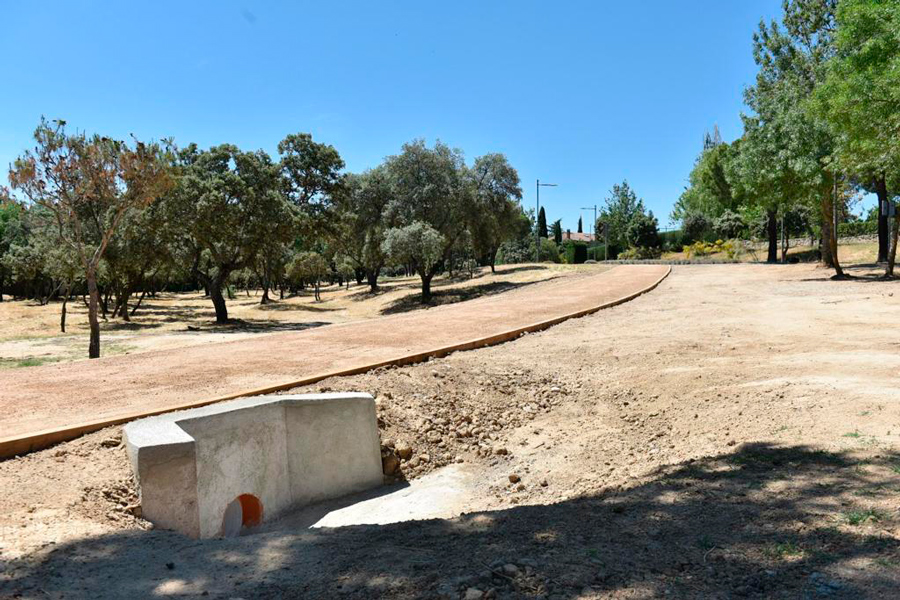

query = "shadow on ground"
[201,319,333,333]
[255,300,342,313]
[797,264,900,283]
[5,443,899,599]
[380,277,563,316]
[347,266,553,303]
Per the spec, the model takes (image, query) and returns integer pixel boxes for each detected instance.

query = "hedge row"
[837,220,878,237]
[562,240,588,264]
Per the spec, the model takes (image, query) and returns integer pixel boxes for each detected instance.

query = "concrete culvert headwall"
[124,393,383,539]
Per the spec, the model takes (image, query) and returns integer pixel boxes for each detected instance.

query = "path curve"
[0,265,669,457]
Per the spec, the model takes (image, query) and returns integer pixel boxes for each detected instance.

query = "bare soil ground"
[0,264,585,366]
[2,263,900,599]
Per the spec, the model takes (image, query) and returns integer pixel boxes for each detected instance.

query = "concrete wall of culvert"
[124,394,385,538]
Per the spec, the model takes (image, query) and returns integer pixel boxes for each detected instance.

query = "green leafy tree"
[672,142,739,223]
[277,133,345,213]
[102,199,177,319]
[551,219,563,245]
[8,119,172,358]
[626,212,660,249]
[714,210,748,239]
[0,192,23,301]
[164,144,294,323]
[598,181,645,250]
[537,206,548,239]
[495,207,535,265]
[331,168,392,291]
[382,140,472,300]
[466,153,523,272]
[288,251,329,301]
[577,216,583,234]
[381,221,445,300]
[812,0,900,273]
[681,211,713,244]
[739,0,840,271]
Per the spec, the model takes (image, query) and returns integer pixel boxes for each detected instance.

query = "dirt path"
[0,265,668,444]
[3,263,900,599]
[0,263,585,365]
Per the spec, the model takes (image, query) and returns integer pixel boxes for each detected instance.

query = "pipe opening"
[221,493,264,537]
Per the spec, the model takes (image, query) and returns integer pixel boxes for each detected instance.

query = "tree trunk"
[766,210,778,263]
[100,289,110,320]
[490,248,498,273]
[260,286,270,305]
[119,291,131,322]
[876,174,889,263]
[130,290,147,316]
[420,272,434,302]
[886,211,900,277]
[60,281,71,333]
[820,231,834,267]
[209,279,229,323]
[314,281,321,302]
[823,188,844,277]
[87,273,101,359]
[366,268,380,292]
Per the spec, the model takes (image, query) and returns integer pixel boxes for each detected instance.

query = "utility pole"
[596,221,609,261]
[535,179,558,263]
[580,204,598,240]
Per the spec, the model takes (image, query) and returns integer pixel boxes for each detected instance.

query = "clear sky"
[2,0,787,233]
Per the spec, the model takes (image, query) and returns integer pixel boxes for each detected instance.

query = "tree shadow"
[198,319,333,333]
[379,277,563,316]
[345,266,553,303]
[489,265,552,275]
[7,443,898,598]
[345,279,422,302]
[255,301,341,313]
[797,264,900,283]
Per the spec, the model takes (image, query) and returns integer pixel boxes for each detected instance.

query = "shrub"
[540,238,561,263]
[587,243,622,260]
[714,210,747,239]
[682,212,713,244]
[562,240,588,264]
[659,229,683,251]
[837,220,877,237]
[682,239,740,259]
[626,213,660,249]
[619,246,662,260]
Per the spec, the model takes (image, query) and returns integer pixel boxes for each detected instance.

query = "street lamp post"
[536,179,558,263]
[580,204,598,239]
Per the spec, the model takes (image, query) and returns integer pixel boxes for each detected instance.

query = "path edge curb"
[0,266,671,459]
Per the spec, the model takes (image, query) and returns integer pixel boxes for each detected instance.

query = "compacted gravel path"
[0,265,668,444]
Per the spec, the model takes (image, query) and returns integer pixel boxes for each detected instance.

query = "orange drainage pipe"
[0,266,670,459]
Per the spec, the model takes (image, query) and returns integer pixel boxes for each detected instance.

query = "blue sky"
[2,1,787,232]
